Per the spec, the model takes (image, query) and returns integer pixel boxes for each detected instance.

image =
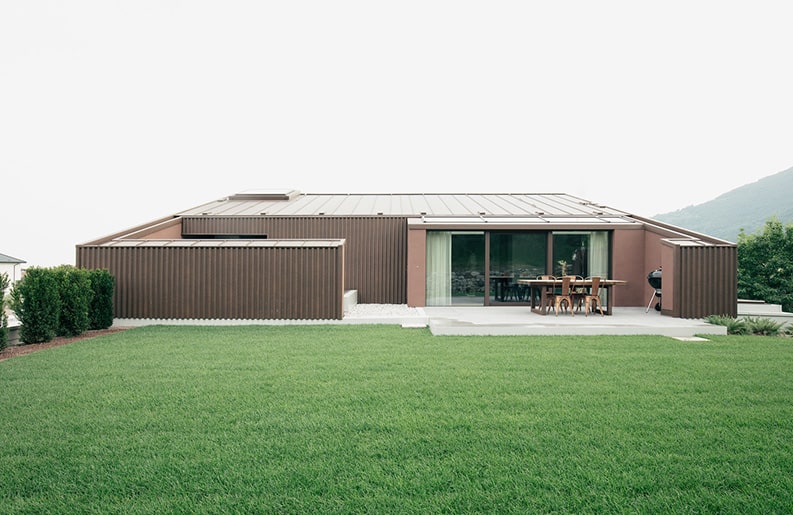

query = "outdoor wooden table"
[517,278,627,315]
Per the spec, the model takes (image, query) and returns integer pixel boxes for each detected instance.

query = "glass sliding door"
[551,231,610,278]
[451,232,485,305]
[426,232,452,306]
[429,230,611,306]
[426,231,485,306]
[489,232,547,303]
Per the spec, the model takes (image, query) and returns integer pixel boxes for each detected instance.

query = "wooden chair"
[536,275,557,309]
[570,275,585,311]
[580,276,605,316]
[550,275,575,316]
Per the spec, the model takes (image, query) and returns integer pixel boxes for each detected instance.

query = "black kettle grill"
[645,268,662,312]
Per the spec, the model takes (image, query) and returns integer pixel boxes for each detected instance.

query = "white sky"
[2,1,792,268]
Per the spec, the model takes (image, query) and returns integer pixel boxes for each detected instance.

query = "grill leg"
[646,291,658,313]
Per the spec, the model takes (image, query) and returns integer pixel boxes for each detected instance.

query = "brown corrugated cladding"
[77,242,345,320]
[674,245,738,318]
[182,216,407,304]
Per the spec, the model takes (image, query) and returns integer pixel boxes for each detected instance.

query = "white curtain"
[426,231,452,306]
[589,232,609,278]
[588,231,610,304]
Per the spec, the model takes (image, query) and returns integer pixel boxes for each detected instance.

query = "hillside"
[653,166,793,243]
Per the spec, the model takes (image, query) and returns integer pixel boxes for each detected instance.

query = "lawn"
[1,326,792,513]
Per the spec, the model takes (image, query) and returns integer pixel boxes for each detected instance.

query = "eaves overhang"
[407,215,641,231]
[88,239,346,249]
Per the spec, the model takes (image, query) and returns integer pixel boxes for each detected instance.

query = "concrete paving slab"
[421,306,726,337]
[114,305,726,338]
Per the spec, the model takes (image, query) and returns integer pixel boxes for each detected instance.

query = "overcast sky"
[2,1,791,268]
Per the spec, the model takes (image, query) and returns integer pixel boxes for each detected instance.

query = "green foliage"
[88,268,114,330]
[705,314,748,335]
[0,272,9,350]
[7,266,114,343]
[738,217,793,313]
[743,316,785,337]
[9,267,60,343]
[52,265,93,337]
[705,314,789,337]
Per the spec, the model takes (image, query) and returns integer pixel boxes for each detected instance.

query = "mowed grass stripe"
[1,325,791,513]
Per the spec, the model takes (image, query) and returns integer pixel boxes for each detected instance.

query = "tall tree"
[737,217,793,312]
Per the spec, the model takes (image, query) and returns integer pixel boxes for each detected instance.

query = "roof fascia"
[77,216,179,246]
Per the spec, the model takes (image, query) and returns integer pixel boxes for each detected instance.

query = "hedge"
[10,266,115,344]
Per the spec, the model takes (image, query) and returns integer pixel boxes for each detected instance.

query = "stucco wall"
[610,228,647,307]
[406,228,427,307]
[0,263,23,287]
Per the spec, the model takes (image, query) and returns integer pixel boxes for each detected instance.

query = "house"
[0,252,26,289]
[76,190,737,320]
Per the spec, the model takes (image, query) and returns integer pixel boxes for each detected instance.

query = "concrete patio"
[113,305,727,339]
[416,306,726,338]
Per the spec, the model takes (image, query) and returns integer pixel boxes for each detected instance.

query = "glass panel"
[552,231,609,278]
[489,232,547,303]
[426,231,485,306]
[451,232,485,305]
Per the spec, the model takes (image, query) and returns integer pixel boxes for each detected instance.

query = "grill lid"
[647,268,662,289]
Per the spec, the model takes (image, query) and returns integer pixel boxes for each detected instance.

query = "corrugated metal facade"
[75,192,739,321]
[77,241,345,320]
[672,244,738,318]
[182,216,407,304]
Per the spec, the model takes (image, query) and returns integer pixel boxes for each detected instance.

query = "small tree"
[738,217,793,312]
[10,267,60,344]
[0,272,9,350]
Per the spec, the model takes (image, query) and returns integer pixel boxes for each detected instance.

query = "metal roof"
[0,252,25,264]
[178,192,633,219]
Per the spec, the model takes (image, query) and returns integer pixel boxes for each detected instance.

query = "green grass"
[1,326,792,514]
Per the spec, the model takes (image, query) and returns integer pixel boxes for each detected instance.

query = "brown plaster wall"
[406,228,427,307]
[611,228,647,307]
[642,229,666,311]
[138,219,183,240]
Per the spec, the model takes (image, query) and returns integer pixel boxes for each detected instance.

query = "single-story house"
[76,190,737,320]
[0,252,26,289]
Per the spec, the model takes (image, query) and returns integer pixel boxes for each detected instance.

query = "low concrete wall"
[343,290,358,313]
[738,300,793,326]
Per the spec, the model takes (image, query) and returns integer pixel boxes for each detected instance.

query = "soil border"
[0,327,131,362]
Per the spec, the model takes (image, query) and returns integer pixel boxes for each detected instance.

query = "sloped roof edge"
[0,253,26,264]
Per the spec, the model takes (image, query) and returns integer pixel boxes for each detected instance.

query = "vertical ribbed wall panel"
[77,244,344,320]
[677,246,737,318]
[182,216,407,304]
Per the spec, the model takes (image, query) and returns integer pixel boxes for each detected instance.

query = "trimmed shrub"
[53,265,92,337]
[88,268,114,330]
[10,267,60,344]
[0,272,9,350]
[705,314,748,335]
[744,316,784,337]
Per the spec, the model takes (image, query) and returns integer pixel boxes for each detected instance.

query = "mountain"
[652,166,793,243]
